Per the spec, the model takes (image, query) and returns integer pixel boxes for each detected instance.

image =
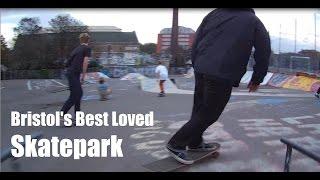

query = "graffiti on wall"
[240,71,274,85]
[101,66,156,78]
[268,74,293,87]
[101,66,190,78]
[282,76,320,92]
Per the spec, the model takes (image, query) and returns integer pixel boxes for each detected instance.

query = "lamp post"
[170,8,179,67]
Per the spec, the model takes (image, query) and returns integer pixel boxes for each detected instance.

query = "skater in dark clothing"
[315,87,320,99]
[167,8,271,164]
[60,33,91,126]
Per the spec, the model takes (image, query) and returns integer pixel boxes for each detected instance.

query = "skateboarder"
[97,77,112,101]
[315,87,320,99]
[155,61,168,97]
[166,8,271,164]
[60,33,91,126]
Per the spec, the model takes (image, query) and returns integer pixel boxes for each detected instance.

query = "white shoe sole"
[187,144,220,152]
[166,148,194,165]
[168,151,194,165]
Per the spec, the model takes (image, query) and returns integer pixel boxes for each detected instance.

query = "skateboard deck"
[143,143,220,172]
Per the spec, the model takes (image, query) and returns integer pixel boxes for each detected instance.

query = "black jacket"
[191,8,271,87]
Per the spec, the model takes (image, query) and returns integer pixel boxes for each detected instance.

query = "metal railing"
[280,138,320,172]
[1,131,43,163]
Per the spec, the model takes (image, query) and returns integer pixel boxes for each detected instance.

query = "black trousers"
[317,87,320,94]
[61,71,83,115]
[168,73,232,149]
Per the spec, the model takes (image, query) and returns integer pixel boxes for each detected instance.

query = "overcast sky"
[1,8,319,51]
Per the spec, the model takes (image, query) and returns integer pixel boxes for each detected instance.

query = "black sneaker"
[315,93,319,99]
[187,142,220,152]
[166,144,194,165]
[158,92,165,97]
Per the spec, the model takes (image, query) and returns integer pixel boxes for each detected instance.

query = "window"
[180,45,189,50]
[178,38,190,42]
[161,46,169,50]
[178,34,190,37]
[161,38,171,42]
[125,46,138,50]
[178,42,189,46]
[162,42,171,46]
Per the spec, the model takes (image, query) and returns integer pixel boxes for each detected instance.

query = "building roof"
[24,31,139,44]
[160,26,195,34]
[37,26,122,33]
[88,26,122,32]
[90,31,139,43]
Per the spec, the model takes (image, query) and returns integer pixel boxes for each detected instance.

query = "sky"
[1,8,320,52]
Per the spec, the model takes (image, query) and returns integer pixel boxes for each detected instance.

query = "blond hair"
[79,33,90,43]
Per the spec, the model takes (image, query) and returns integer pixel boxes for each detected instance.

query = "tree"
[10,17,44,70]
[10,32,62,70]
[13,17,42,35]
[1,35,10,68]
[8,14,88,70]
[49,14,87,33]
[49,14,88,59]
[10,34,41,69]
[139,43,157,54]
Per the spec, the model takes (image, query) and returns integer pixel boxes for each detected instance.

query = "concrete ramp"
[140,77,313,98]
[140,78,193,94]
[121,73,147,81]
[84,72,110,84]
[240,71,274,85]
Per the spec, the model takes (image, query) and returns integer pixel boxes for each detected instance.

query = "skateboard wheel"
[212,151,220,158]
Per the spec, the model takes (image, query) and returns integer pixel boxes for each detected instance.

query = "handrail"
[1,132,43,162]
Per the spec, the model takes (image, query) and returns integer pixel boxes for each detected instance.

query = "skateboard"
[143,143,220,172]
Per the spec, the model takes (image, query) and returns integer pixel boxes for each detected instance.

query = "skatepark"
[1,71,320,172]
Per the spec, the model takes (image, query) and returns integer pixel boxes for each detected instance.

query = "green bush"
[39,69,49,78]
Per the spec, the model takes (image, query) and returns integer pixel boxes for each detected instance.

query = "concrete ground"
[1,76,320,172]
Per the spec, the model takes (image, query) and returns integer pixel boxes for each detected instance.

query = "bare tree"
[49,14,88,59]
[1,35,10,68]
[13,17,42,35]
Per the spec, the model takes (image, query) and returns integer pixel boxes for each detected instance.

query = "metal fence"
[1,69,63,80]
[248,55,320,75]
[1,67,101,80]
[0,65,191,80]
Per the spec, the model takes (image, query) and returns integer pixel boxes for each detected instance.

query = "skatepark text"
[9,111,155,159]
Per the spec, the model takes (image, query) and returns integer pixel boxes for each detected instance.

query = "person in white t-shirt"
[155,61,168,97]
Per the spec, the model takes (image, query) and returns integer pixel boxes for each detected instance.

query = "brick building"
[89,31,139,58]
[37,26,140,58]
[156,26,195,54]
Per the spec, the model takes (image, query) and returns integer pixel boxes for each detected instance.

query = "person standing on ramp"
[60,33,91,126]
[155,61,169,97]
[166,8,271,164]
